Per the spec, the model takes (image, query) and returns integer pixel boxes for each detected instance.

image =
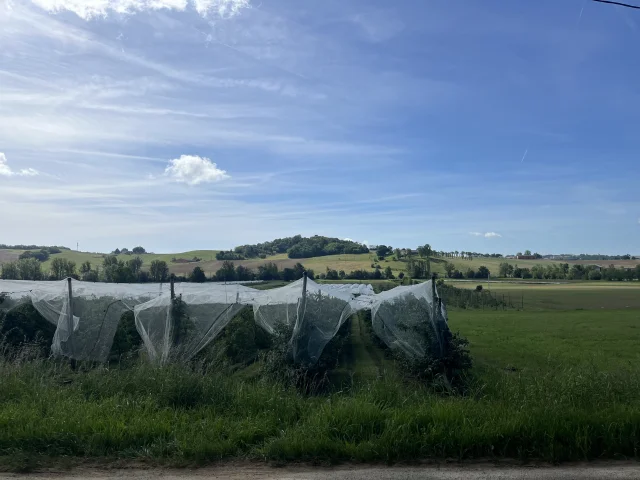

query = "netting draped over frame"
[252,278,360,365]
[1,278,449,365]
[369,281,448,359]
[134,284,258,364]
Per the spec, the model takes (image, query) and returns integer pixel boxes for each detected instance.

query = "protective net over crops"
[0,278,449,365]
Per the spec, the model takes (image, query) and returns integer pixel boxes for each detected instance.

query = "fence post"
[431,274,437,320]
[67,277,76,368]
[170,274,175,300]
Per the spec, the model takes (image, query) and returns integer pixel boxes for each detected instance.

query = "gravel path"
[2,463,640,479]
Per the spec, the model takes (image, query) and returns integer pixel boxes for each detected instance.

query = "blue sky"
[0,0,638,255]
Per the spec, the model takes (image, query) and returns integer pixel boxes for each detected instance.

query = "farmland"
[2,245,640,281]
[1,278,640,470]
[447,280,640,310]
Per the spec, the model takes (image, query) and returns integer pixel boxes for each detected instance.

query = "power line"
[592,0,640,10]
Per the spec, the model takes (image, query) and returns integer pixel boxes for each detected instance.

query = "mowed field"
[447,280,640,310]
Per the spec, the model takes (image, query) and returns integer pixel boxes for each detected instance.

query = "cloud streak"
[27,0,251,19]
[469,232,502,238]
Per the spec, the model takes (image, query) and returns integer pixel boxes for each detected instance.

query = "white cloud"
[0,153,39,177]
[164,155,229,185]
[469,231,502,238]
[27,0,250,19]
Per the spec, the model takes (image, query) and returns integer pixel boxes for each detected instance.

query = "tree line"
[0,255,316,284]
[0,255,171,283]
[0,244,69,251]
[498,262,640,281]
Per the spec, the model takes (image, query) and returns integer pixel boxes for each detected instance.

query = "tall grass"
[1,356,639,467]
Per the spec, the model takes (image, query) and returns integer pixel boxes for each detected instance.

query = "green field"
[447,280,640,310]
[2,279,640,469]
[2,265,640,468]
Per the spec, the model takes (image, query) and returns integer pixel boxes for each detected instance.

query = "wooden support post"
[67,277,76,369]
[302,271,308,300]
[431,273,437,321]
[170,274,175,300]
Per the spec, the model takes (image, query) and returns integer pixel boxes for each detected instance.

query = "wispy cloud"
[469,232,502,238]
[27,0,251,19]
[164,155,229,185]
[0,153,39,177]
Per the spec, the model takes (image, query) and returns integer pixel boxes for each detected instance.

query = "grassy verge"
[1,359,639,469]
[2,303,640,468]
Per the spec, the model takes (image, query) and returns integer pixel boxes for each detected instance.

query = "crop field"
[1,280,640,470]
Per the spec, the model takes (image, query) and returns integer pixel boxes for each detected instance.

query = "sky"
[0,0,638,255]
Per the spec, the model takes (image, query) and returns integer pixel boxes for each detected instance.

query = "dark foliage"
[0,304,56,358]
[261,317,352,395]
[232,235,368,259]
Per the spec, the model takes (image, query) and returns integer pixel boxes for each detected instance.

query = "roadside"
[2,463,640,480]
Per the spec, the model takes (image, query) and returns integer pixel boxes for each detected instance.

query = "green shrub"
[261,317,352,395]
[0,304,56,358]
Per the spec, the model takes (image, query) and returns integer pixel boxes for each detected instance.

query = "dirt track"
[2,463,640,479]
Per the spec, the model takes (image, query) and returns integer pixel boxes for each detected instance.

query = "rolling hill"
[1,245,639,280]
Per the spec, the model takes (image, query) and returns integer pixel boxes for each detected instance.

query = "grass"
[2,278,640,468]
[450,309,640,370]
[1,347,640,467]
[447,280,640,310]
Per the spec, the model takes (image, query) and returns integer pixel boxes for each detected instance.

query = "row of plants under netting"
[1,302,472,395]
[1,279,473,391]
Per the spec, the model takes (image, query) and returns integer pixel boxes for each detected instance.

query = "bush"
[0,304,56,358]
[261,317,352,395]
[109,311,142,361]
[19,249,50,262]
[396,330,472,393]
[475,285,483,292]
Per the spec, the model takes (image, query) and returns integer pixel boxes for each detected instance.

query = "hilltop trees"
[19,249,50,262]
[233,235,368,260]
[376,245,393,259]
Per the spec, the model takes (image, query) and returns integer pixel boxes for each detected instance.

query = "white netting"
[319,283,375,296]
[369,281,448,359]
[134,284,259,364]
[1,278,449,365]
[52,282,165,362]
